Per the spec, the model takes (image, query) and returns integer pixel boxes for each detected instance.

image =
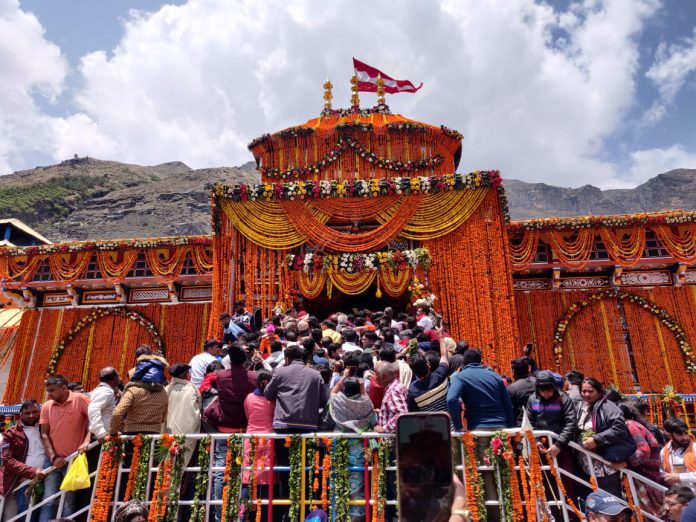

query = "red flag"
[353,58,423,94]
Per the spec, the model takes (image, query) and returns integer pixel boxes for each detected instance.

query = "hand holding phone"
[396,413,453,522]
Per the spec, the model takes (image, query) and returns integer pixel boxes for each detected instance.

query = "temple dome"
[248,105,463,183]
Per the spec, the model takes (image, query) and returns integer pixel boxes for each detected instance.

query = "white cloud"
[628,144,696,185]
[641,28,696,126]
[0,0,68,173]
[1,0,681,188]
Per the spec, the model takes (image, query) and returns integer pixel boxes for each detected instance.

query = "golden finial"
[350,74,360,108]
[323,79,333,110]
[376,75,385,105]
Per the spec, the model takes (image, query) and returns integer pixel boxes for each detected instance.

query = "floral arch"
[552,289,694,372]
[47,307,164,375]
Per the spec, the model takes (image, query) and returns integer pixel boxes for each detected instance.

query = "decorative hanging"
[47,306,165,375]
[552,289,694,372]
[286,249,430,273]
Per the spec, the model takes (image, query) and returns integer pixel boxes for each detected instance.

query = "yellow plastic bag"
[59,453,91,491]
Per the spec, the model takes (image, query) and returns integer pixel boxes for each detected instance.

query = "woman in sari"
[330,368,377,522]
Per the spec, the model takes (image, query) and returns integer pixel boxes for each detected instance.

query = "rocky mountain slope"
[0,158,694,241]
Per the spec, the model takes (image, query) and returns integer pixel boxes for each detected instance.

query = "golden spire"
[350,74,360,108]
[323,79,333,110]
[376,75,385,105]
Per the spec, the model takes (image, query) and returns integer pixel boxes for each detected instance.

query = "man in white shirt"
[189,339,223,388]
[416,305,434,330]
[341,328,363,353]
[88,367,120,442]
[263,339,285,372]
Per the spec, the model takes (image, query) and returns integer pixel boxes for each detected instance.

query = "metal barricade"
[0,429,670,521]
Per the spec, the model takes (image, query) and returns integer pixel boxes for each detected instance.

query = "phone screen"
[396,413,453,522]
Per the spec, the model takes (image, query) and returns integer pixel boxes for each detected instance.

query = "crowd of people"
[2,299,696,521]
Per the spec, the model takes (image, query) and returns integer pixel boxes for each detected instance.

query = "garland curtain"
[510,223,696,269]
[0,245,213,288]
[3,302,210,405]
[422,190,519,372]
[514,287,696,393]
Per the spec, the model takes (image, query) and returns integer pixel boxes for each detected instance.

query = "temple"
[0,78,695,409]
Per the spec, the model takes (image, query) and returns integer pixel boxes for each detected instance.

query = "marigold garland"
[132,435,153,501]
[544,452,583,519]
[123,434,143,502]
[321,439,331,512]
[47,306,164,375]
[552,289,695,372]
[623,475,645,522]
[220,434,244,522]
[462,433,486,522]
[89,437,125,522]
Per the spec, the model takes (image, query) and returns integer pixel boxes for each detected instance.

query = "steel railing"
[0,429,668,521]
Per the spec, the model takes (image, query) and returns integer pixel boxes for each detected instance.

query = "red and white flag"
[353,58,423,94]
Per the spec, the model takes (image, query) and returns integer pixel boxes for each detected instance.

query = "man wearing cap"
[189,338,223,388]
[232,300,255,333]
[165,363,201,466]
[584,491,632,521]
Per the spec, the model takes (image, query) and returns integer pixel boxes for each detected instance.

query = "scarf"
[662,440,696,473]
[329,392,375,433]
[113,500,148,522]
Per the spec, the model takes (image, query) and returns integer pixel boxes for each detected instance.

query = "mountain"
[0,158,694,241]
[505,169,696,220]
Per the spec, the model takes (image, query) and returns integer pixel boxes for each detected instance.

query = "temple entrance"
[299,283,411,319]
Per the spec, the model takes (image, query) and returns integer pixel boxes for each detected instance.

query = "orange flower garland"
[90,437,124,522]
[148,434,174,522]
[123,435,142,502]
[321,438,332,512]
[544,452,583,519]
[462,433,484,522]
[503,435,524,521]
[623,476,645,522]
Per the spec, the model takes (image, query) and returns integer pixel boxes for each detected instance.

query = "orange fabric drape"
[280,196,422,252]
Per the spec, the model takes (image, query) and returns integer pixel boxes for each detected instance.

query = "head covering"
[266,324,276,334]
[113,500,148,522]
[584,491,631,516]
[535,370,556,388]
[305,509,329,522]
[297,310,308,319]
[551,372,564,388]
[132,355,168,385]
[442,337,457,355]
[168,363,191,378]
[298,320,310,333]
[330,392,375,433]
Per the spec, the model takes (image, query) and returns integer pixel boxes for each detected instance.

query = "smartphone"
[396,412,453,522]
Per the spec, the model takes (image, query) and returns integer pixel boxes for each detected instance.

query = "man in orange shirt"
[39,375,91,521]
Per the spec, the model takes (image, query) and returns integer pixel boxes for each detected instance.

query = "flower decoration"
[553,289,695,373]
[47,307,164,375]
[509,210,696,232]
[286,248,430,273]
[0,235,211,257]
[257,137,444,180]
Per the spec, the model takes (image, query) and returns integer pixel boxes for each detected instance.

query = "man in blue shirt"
[446,349,514,430]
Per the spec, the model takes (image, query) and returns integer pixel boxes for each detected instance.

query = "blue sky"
[1,0,696,188]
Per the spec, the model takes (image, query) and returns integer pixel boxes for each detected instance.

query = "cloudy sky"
[2,0,696,188]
